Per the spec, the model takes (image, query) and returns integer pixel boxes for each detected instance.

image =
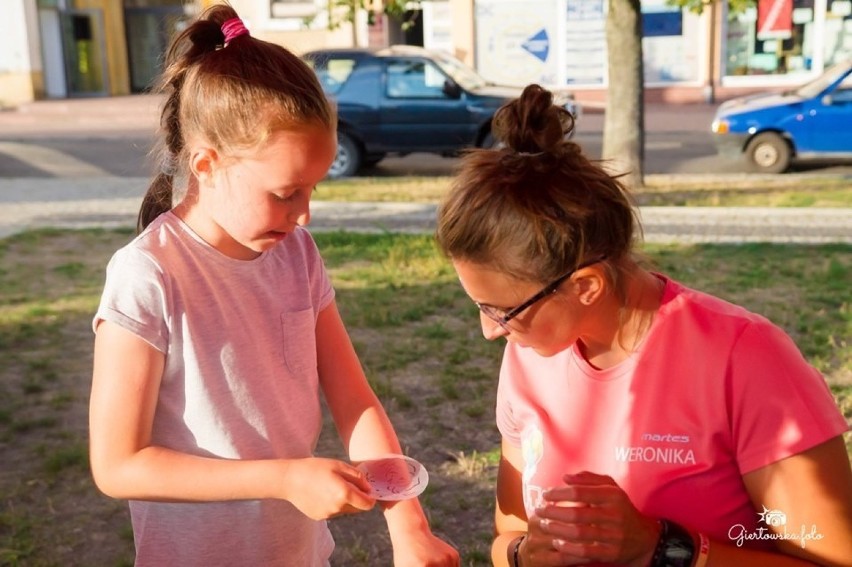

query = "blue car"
[711,59,852,173]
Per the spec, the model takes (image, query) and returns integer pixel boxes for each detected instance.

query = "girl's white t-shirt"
[94,212,335,566]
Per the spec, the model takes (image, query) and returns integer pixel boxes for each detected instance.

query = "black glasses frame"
[476,256,606,331]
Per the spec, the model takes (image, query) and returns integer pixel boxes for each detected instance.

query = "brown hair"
[137,2,335,231]
[435,84,639,291]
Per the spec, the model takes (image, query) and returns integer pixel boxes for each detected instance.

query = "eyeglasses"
[475,256,606,331]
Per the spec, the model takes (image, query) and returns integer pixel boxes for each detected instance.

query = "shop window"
[270,0,317,19]
[725,0,816,76]
[824,0,852,66]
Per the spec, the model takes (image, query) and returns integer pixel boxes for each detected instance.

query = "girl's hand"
[281,457,376,520]
[529,471,659,567]
[390,527,460,567]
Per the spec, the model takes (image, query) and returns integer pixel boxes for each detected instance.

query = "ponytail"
[137,173,175,232]
[137,1,332,232]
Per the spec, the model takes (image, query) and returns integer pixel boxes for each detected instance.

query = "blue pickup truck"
[302,46,579,178]
[711,59,852,173]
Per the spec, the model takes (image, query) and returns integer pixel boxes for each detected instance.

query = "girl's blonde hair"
[435,84,639,295]
[137,2,335,231]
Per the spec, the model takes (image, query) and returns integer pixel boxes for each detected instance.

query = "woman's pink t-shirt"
[496,277,848,548]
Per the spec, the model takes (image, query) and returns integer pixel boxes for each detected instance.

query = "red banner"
[757,0,793,40]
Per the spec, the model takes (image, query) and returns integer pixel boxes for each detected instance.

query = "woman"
[435,84,852,567]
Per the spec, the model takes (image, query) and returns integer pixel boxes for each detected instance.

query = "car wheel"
[327,133,362,179]
[745,132,791,174]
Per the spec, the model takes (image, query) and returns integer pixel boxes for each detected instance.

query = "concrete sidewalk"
[1,177,850,243]
[1,95,850,244]
[0,95,162,139]
[0,93,718,138]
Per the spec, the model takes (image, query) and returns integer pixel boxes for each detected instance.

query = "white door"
[38,9,67,98]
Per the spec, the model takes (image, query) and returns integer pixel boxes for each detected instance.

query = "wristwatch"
[508,534,526,567]
[650,519,696,567]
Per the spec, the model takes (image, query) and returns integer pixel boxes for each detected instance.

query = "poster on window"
[757,0,793,40]
[474,0,558,86]
[642,0,701,83]
[565,0,606,85]
[423,1,453,55]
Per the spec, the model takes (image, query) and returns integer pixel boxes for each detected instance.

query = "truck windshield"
[797,61,852,99]
[431,52,488,91]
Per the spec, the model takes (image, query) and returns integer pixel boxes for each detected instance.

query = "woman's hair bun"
[491,84,574,154]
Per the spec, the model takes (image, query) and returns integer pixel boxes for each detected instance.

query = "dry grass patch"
[1,229,849,566]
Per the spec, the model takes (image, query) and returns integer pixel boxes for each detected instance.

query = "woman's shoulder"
[660,276,774,332]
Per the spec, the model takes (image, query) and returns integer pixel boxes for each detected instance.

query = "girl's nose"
[295,207,310,226]
[292,194,311,226]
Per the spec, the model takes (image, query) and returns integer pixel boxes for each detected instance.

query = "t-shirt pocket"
[280,308,318,379]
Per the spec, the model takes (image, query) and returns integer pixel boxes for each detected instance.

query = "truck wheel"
[327,133,362,179]
[745,132,791,174]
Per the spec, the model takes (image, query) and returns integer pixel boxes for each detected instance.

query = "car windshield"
[796,60,852,98]
[429,51,488,91]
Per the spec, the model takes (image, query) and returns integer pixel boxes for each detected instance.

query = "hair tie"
[516,151,544,157]
[221,17,249,44]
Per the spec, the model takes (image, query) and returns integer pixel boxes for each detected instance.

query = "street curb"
[1,177,850,243]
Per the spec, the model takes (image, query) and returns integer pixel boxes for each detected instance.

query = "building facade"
[446,0,851,103]
[2,0,850,107]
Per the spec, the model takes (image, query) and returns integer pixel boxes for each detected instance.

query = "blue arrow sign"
[522,28,550,62]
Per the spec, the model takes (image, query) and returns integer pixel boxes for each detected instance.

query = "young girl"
[88,5,458,566]
[436,84,852,566]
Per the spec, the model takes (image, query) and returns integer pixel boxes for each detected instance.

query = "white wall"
[0,0,43,104]
[1,0,40,75]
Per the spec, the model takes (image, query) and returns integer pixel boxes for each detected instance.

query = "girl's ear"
[573,267,606,306]
[189,147,220,186]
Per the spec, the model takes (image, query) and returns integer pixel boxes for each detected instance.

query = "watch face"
[663,539,693,560]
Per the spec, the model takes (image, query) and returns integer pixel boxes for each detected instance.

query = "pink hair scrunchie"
[221,17,249,44]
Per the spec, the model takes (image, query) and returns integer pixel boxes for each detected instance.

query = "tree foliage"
[667,0,755,14]
[321,0,423,30]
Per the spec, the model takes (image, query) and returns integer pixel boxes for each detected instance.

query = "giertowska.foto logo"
[728,505,824,549]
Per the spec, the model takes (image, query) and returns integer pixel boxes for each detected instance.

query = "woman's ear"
[573,267,606,306]
[189,147,219,186]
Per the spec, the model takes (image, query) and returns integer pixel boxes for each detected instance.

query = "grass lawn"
[315,173,852,208]
[0,227,849,565]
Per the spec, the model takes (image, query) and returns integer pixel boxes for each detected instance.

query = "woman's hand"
[280,457,376,520]
[527,471,659,566]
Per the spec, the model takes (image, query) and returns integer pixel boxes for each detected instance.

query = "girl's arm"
[89,320,374,519]
[316,301,459,566]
